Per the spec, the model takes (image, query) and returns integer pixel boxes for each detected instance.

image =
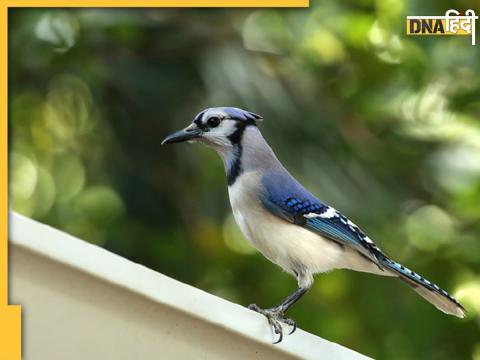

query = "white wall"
[9,212,372,360]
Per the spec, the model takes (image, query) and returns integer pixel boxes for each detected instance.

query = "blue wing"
[261,171,466,316]
[260,171,386,265]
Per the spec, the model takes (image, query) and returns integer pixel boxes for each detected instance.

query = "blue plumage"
[261,170,382,262]
[194,107,262,125]
[260,171,325,212]
[163,106,466,344]
[223,107,262,122]
[304,215,383,260]
[260,166,465,317]
[379,257,465,311]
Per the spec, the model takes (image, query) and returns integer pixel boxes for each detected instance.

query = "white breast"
[228,172,348,276]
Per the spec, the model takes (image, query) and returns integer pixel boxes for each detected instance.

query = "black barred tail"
[379,257,465,318]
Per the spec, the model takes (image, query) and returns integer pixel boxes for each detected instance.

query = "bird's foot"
[248,304,297,344]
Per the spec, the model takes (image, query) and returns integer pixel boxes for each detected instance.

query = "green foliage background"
[9,2,480,358]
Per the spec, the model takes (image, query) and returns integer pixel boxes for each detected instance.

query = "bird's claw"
[283,317,297,335]
[248,304,297,343]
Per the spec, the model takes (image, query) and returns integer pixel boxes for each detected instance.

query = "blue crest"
[194,107,262,125]
[222,107,262,123]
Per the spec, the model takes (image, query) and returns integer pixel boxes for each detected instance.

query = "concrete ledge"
[9,211,371,360]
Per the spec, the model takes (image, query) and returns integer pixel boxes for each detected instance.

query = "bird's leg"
[249,271,313,343]
[249,287,308,342]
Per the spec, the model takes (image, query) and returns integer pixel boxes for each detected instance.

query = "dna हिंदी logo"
[406,9,478,45]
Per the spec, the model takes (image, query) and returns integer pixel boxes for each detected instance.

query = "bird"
[162,107,465,343]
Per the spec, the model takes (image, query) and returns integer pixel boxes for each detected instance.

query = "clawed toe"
[270,318,283,344]
[283,318,297,335]
[248,304,297,343]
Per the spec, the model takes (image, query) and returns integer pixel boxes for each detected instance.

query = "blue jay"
[162,107,465,343]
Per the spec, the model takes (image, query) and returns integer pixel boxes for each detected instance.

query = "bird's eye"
[207,117,220,128]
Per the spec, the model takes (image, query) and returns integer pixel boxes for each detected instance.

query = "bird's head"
[161,107,262,149]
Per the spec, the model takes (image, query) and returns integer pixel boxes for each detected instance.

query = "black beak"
[161,125,202,145]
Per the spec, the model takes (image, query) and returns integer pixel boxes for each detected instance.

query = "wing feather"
[260,174,386,266]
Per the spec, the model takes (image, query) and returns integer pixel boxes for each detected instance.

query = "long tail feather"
[379,256,465,318]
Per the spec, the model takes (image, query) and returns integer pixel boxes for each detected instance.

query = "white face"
[194,110,239,148]
[162,107,261,151]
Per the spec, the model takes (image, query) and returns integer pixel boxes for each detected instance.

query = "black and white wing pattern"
[260,171,465,317]
[260,171,386,266]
